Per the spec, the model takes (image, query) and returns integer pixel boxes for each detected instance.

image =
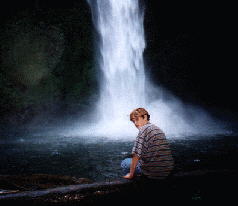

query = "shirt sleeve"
[132,134,145,158]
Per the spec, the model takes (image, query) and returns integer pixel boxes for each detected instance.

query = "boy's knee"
[121,158,131,168]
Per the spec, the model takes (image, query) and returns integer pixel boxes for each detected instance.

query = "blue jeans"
[121,158,142,175]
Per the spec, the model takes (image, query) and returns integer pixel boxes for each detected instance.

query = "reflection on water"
[0,133,238,181]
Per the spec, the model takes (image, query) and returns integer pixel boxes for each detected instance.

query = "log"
[0,179,131,200]
[0,169,237,204]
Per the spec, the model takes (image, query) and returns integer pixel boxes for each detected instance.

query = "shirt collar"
[138,122,151,132]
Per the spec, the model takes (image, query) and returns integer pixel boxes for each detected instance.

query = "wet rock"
[0,174,93,192]
[0,190,19,194]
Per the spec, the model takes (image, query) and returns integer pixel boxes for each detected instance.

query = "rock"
[0,190,19,194]
[0,174,93,191]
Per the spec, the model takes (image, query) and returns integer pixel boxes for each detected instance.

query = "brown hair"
[130,108,150,121]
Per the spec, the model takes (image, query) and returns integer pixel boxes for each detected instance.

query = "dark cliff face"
[0,0,237,126]
[143,0,237,116]
[0,0,97,125]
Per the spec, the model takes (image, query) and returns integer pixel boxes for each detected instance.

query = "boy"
[121,108,174,179]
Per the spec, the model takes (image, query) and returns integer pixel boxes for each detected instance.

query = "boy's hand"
[123,173,134,179]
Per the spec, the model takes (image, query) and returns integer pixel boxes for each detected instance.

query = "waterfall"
[74,0,226,139]
[88,0,146,121]
[82,0,147,137]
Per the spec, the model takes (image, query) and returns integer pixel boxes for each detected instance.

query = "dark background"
[0,0,237,128]
[144,0,237,120]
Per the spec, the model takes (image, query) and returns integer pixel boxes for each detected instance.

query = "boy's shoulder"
[146,123,164,134]
[139,123,162,134]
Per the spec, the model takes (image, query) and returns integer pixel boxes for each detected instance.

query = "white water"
[66,0,227,139]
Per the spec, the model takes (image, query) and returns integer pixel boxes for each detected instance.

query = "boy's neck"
[138,121,150,129]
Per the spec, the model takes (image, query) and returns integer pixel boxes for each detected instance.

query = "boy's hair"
[130,108,150,121]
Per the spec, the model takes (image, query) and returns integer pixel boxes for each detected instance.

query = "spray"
[69,0,226,139]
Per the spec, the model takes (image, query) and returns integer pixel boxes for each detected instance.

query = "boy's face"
[131,116,148,129]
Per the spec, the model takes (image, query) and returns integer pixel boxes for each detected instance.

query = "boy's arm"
[123,154,140,179]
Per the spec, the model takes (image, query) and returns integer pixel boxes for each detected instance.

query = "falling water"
[82,0,147,137]
[71,0,227,139]
[89,1,146,118]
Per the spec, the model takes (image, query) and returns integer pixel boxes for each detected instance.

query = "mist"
[0,1,234,140]
[56,0,229,140]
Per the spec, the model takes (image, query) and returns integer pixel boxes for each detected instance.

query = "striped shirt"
[132,122,174,179]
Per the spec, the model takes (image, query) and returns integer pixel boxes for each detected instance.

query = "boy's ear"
[142,115,147,120]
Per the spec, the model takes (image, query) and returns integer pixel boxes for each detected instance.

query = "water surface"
[1,131,237,181]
